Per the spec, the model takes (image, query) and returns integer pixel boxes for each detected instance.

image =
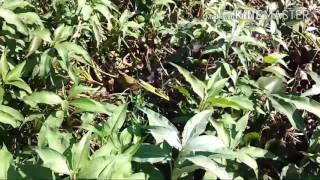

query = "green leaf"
[23,91,62,107]
[71,132,91,171]
[69,98,115,115]
[270,96,304,130]
[210,120,230,147]
[222,63,238,85]
[170,63,206,99]
[148,127,181,150]
[17,12,43,26]
[208,97,241,110]
[6,79,32,94]
[77,0,87,13]
[263,66,288,81]
[1,0,33,10]
[237,151,258,176]
[141,108,181,149]
[263,53,287,66]
[187,156,231,180]
[0,145,13,179]
[278,95,320,120]
[36,148,70,175]
[257,76,286,94]
[0,110,22,127]
[206,78,228,98]
[232,113,250,148]
[0,8,28,35]
[0,50,9,81]
[55,42,91,64]
[239,147,278,160]
[182,110,213,145]
[0,87,4,104]
[98,155,132,179]
[208,96,253,110]
[133,143,170,163]
[182,135,225,153]
[90,15,103,47]
[105,104,127,134]
[6,61,25,81]
[77,157,113,179]
[40,126,71,153]
[0,105,24,121]
[53,24,73,42]
[26,36,42,57]
[68,85,98,98]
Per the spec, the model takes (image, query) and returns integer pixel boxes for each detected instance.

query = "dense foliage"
[1,0,320,179]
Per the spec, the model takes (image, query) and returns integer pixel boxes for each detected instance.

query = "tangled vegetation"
[1,0,320,179]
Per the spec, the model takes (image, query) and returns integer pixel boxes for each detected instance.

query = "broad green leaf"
[210,120,230,147]
[77,157,113,179]
[208,97,241,110]
[39,50,52,78]
[55,42,91,64]
[40,126,71,153]
[53,24,73,42]
[222,63,238,85]
[232,36,265,47]
[77,0,87,13]
[148,126,181,150]
[0,145,13,179]
[93,4,113,23]
[2,0,32,10]
[263,66,288,81]
[71,132,91,171]
[23,91,62,106]
[237,151,258,176]
[154,0,175,6]
[68,85,98,98]
[0,50,9,80]
[308,71,320,85]
[257,76,286,94]
[182,135,225,153]
[81,5,93,21]
[278,95,320,119]
[133,143,170,163]
[0,87,4,104]
[26,36,42,57]
[302,85,320,97]
[270,96,304,130]
[34,28,52,42]
[7,79,32,94]
[0,110,21,127]
[69,98,115,115]
[36,148,70,175]
[17,12,42,26]
[187,156,231,180]
[6,61,26,81]
[141,108,181,149]
[0,8,28,35]
[105,104,127,134]
[232,113,250,148]
[182,110,213,145]
[239,147,278,160]
[98,155,132,179]
[206,78,228,98]
[0,105,24,121]
[208,96,253,110]
[263,53,287,66]
[170,63,206,99]
[90,15,103,47]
